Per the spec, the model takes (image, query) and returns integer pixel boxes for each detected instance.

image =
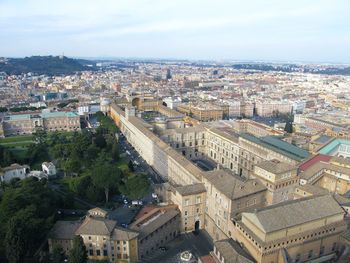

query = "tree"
[92,163,121,203]
[1,149,15,166]
[0,178,60,262]
[111,141,120,162]
[63,158,81,176]
[128,160,134,172]
[284,121,293,133]
[33,127,47,145]
[68,235,87,263]
[52,244,64,263]
[5,207,43,263]
[121,174,150,200]
[95,134,107,149]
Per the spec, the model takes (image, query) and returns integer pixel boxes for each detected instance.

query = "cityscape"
[1,1,350,263]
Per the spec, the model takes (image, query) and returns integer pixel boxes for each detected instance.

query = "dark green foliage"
[111,141,120,162]
[128,160,134,172]
[68,236,88,263]
[0,178,61,262]
[57,102,69,108]
[95,111,118,135]
[121,174,150,200]
[5,207,43,263]
[52,244,64,263]
[284,121,293,133]
[8,106,45,112]
[0,146,16,166]
[0,56,95,75]
[94,134,107,148]
[91,162,122,203]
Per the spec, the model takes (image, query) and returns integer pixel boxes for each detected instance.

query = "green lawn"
[0,141,34,148]
[0,135,34,144]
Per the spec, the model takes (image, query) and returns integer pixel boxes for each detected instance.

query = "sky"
[0,0,349,63]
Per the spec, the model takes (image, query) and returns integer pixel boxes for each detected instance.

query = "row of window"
[238,223,338,253]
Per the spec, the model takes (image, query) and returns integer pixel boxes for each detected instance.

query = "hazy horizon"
[1,0,349,63]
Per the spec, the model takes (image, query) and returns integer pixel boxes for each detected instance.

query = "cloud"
[0,0,349,62]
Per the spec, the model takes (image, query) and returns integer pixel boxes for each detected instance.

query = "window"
[320,246,325,255]
[103,250,108,256]
[89,250,93,256]
[96,250,101,256]
[308,250,313,259]
[185,199,189,206]
[332,242,337,251]
[196,196,201,204]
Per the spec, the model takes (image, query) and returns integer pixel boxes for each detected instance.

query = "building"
[48,208,139,263]
[255,101,292,117]
[177,103,229,122]
[253,160,298,205]
[108,99,312,244]
[299,155,350,195]
[235,195,347,263]
[163,97,182,110]
[212,239,255,263]
[129,205,180,260]
[0,163,29,182]
[42,162,57,176]
[202,170,267,241]
[0,110,80,137]
[168,183,206,232]
[233,119,285,138]
[238,134,309,178]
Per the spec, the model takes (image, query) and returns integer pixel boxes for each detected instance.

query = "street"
[118,134,164,185]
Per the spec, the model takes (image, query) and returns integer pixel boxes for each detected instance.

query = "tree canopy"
[68,235,88,263]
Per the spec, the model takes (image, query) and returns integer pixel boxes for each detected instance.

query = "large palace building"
[0,110,81,137]
[102,95,348,263]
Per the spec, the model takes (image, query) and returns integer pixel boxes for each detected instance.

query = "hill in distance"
[0,55,96,75]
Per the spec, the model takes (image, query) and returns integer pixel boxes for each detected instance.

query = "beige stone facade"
[48,208,139,263]
[1,111,80,136]
[253,160,299,205]
[235,195,346,263]
[130,205,181,260]
[107,99,347,263]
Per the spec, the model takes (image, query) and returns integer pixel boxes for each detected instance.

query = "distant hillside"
[0,56,96,75]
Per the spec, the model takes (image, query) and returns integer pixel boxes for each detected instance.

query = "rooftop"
[75,216,117,236]
[240,134,310,161]
[256,159,296,174]
[214,239,255,263]
[242,195,344,233]
[175,183,206,196]
[203,169,266,201]
[318,138,350,155]
[48,220,81,240]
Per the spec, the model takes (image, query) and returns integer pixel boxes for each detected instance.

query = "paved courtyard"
[140,230,213,263]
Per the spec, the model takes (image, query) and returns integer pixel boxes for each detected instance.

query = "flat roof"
[5,111,79,121]
[240,133,310,161]
[318,138,350,155]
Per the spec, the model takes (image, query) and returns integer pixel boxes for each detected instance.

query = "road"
[118,134,164,185]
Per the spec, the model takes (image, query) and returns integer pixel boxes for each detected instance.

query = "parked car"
[159,246,168,251]
[132,200,143,206]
